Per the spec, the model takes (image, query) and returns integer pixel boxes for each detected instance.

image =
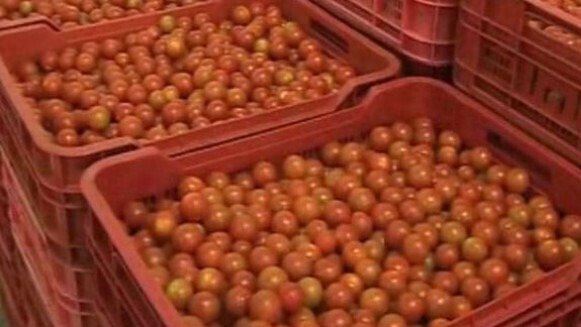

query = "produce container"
[0,241,56,327]
[0,0,399,191]
[454,0,581,167]
[0,155,60,327]
[0,0,400,312]
[1,151,98,327]
[81,78,581,327]
[312,0,458,76]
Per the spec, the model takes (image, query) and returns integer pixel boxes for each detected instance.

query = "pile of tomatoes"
[121,117,581,327]
[14,3,356,147]
[0,0,199,27]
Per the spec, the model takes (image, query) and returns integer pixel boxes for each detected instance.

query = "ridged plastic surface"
[1,149,100,327]
[0,154,58,327]
[312,0,458,69]
[81,78,581,327]
[454,0,581,167]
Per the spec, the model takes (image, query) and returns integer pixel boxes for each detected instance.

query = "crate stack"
[80,78,581,327]
[454,0,581,168]
[311,0,459,77]
[0,0,400,326]
[0,0,578,326]
[0,154,56,327]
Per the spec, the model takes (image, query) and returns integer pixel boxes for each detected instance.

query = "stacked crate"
[81,78,581,327]
[312,0,459,76]
[454,0,580,167]
[0,0,400,325]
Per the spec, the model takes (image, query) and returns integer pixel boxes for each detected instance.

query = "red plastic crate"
[312,0,458,73]
[81,78,581,327]
[0,248,55,327]
[1,150,100,327]
[0,167,12,264]
[0,182,57,327]
[454,0,581,167]
[0,0,400,192]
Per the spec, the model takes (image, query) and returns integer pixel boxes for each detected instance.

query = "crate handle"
[486,131,551,182]
[309,20,349,56]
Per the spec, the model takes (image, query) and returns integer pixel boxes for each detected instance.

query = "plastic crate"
[1,150,99,327]
[0,182,57,327]
[454,0,581,167]
[0,166,13,264]
[312,0,458,74]
[81,78,581,327]
[0,124,90,262]
[0,0,400,192]
[0,248,55,327]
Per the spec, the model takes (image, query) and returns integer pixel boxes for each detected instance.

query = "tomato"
[165,278,193,310]
[504,168,530,194]
[252,161,278,186]
[282,252,313,281]
[359,288,389,317]
[354,258,381,286]
[402,234,429,265]
[229,214,259,242]
[319,309,353,327]
[560,215,581,242]
[378,270,407,298]
[225,286,252,317]
[398,292,426,323]
[257,266,289,291]
[425,289,453,319]
[461,237,488,263]
[249,246,278,273]
[141,246,168,268]
[86,106,110,131]
[536,240,565,270]
[324,282,354,310]
[298,277,323,308]
[150,266,171,288]
[231,5,253,25]
[432,271,459,294]
[378,314,407,327]
[220,252,248,277]
[278,282,304,313]
[313,255,343,285]
[171,223,204,254]
[478,258,509,287]
[293,196,321,225]
[461,277,490,307]
[188,291,221,323]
